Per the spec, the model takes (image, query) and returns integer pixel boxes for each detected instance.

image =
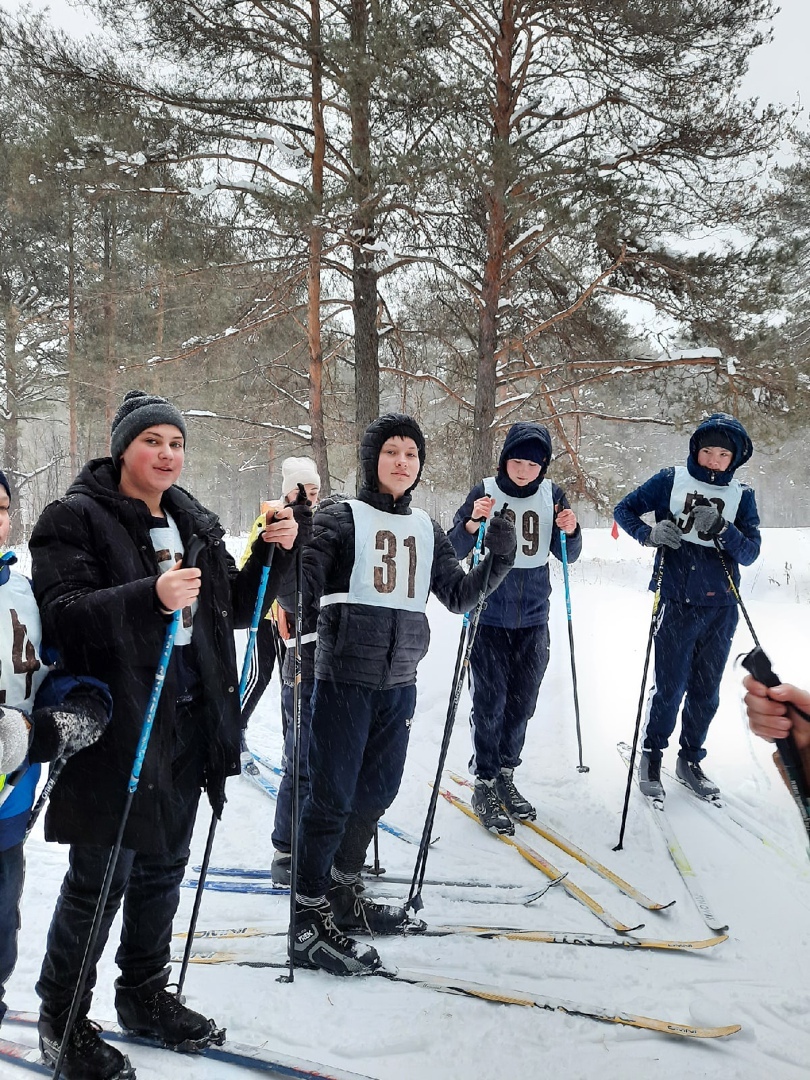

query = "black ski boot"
[327,879,417,935]
[676,757,720,799]
[271,850,292,886]
[494,768,536,820]
[471,778,515,834]
[39,1015,135,1080]
[292,899,381,975]
[115,969,225,1051]
[639,752,664,799]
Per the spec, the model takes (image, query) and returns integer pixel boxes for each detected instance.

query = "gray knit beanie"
[110,390,187,466]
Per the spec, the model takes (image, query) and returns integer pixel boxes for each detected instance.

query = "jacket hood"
[687,413,753,486]
[359,413,426,502]
[496,422,553,498]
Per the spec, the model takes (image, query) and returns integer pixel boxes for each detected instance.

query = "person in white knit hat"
[239,456,322,884]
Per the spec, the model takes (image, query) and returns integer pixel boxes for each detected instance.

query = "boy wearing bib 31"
[292,414,516,975]
[449,422,581,835]
[613,413,761,800]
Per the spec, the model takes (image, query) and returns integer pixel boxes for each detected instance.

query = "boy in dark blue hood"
[613,413,761,800]
[448,422,581,833]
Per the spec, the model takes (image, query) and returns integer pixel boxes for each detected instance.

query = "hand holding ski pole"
[261,504,298,549]
[741,646,810,841]
[155,560,201,613]
[464,495,496,535]
[743,676,810,749]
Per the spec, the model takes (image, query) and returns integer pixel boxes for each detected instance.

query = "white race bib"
[0,572,47,711]
[483,477,554,568]
[320,501,434,612]
[150,511,197,644]
[669,467,743,547]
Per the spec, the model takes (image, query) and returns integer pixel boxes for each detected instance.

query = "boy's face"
[505,458,542,487]
[0,490,9,548]
[285,483,320,506]
[119,425,185,499]
[377,436,419,497]
[697,446,733,473]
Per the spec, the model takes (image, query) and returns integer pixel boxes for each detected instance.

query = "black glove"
[29,688,110,763]
[0,706,30,774]
[690,504,725,537]
[646,520,682,550]
[291,483,314,548]
[483,512,517,558]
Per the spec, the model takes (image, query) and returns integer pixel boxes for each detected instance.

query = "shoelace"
[483,783,507,817]
[319,903,358,948]
[499,776,525,806]
[71,1018,106,1051]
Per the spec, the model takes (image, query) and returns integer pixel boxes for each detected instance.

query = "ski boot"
[115,970,225,1051]
[39,1015,135,1080]
[271,850,292,886]
[292,899,381,975]
[639,752,665,799]
[327,878,419,935]
[471,778,515,834]
[494,768,536,820]
[676,757,720,799]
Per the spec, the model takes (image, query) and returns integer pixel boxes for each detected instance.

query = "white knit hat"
[281,456,321,499]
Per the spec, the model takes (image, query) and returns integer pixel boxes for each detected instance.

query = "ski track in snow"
[6,528,810,1079]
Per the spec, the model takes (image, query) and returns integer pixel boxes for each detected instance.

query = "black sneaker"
[271,850,292,886]
[494,769,536,820]
[327,879,411,935]
[676,757,720,798]
[115,977,225,1052]
[471,779,515,835]
[39,1016,135,1080]
[292,900,381,975]
[639,752,664,799]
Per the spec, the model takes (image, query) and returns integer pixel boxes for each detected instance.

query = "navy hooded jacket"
[448,422,582,628]
[613,413,760,605]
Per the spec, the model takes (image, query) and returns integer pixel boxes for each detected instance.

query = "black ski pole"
[740,646,810,843]
[176,537,276,999]
[24,756,67,841]
[51,534,204,1080]
[406,522,494,914]
[280,544,304,984]
[712,540,761,648]
[560,529,588,773]
[614,551,666,852]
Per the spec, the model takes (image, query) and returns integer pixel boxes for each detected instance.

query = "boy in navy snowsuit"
[291,414,516,975]
[0,470,110,1029]
[613,413,761,799]
[448,422,581,834]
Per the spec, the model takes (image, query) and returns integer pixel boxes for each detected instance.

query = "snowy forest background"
[2,0,810,535]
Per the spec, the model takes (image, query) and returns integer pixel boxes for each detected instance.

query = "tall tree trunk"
[307,0,329,495]
[349,0,379,460]
[67,186,79,477]
[470,0,514,485]
[101,205,118,441]
[2,295,19,502]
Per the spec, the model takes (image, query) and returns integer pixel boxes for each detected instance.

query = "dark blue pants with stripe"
[297,679,416,899]
[468,623,550,781]
[643,600,738,763]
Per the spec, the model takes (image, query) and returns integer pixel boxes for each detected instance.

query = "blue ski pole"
[560,531,588,774]
[52,534,205,1080]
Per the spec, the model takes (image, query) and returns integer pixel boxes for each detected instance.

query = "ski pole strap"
[129,533,204,793]
[560,531,572,619]
[238,540,276,706]
[463,522,486,629]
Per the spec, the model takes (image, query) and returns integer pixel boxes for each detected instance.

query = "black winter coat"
[29,458,288,851]
[305,489,515,688]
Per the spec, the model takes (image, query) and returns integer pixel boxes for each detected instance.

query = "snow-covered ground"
[5,528,810,1079]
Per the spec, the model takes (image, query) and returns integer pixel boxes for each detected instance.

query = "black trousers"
[36,707,204,1024]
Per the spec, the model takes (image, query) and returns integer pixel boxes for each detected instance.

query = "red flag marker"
[611,520,619,540]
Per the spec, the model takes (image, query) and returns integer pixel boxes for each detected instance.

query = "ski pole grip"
[741,647,810,723]
[183,534,205,570]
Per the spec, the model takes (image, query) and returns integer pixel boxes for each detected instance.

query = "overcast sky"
[2,0,810,118]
